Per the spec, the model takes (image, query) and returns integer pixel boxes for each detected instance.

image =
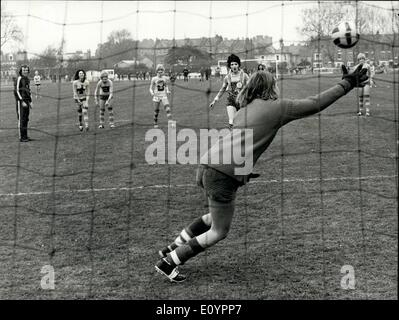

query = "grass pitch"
[0,73,397,299]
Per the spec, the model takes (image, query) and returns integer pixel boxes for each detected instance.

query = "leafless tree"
[1,2,23,49]
[298,2,346,65]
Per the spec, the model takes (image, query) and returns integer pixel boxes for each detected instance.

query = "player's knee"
[211,226,230,242]
[201,213,212,226]
[202,229,226,246]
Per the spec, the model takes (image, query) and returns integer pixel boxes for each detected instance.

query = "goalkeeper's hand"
[341,64,368,90]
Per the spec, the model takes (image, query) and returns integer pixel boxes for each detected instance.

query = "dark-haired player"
[15,65,33,142]
[209,54,249,129]
[72,69,90,131]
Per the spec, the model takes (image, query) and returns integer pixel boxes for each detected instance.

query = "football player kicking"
[155,65,368,283]
[72,70,90,131]
[95,71,115,128]
[150,64,174,128]
[209,54,249,129]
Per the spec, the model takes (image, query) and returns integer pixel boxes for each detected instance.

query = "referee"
[14,65,33,142]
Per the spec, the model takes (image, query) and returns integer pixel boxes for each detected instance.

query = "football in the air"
[331,21,360,49]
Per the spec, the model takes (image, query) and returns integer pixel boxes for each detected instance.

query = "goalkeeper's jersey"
[200,80,352,185]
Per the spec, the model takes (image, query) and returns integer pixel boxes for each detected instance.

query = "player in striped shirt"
[155,65,368,283]
[33,70,41,99]
[209,54,249,129]
[95,71,115,128]
[150,64,173,128]
[72,69,90,131]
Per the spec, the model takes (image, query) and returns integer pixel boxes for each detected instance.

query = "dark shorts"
[196,165,241,203]
[226,94,240,110]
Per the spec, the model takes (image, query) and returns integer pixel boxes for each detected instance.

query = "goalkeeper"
[155,65,368,283]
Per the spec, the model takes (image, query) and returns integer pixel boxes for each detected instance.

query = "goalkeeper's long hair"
[236,71,278,108]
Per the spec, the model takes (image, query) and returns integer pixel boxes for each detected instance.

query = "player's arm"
[281,65,368,125]
[368,65,374,85]
[244,73,249,85]
[149,78,155,95]
[85,82,90,103]
[106,81,113,104]
[17,77,30,106]
[28,79,33,101]
[72,81,82,106]
[94,81,101,105]
[209,77,228,109]
[16,76,24,102]
[165,77,171,94]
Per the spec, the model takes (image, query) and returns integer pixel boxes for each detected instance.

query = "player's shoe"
[365,112,370,116]
[158,247,172,258]
[155,258,186,283]
[79,125,84,131]
[357,112,362,116]
[98,124,105,129]
[153,123,159,129]
[109,123,115,128]
[228,123,233,130]
[85,125,89,132]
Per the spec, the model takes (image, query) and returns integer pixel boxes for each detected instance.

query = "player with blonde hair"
[95,71,115,128]
[150,64,174,128]
[355,53,373,116]
[33,70,41,99]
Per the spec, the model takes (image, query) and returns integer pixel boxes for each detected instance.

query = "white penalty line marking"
[0,174,396,198]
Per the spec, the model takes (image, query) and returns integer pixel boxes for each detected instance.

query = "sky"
[2,0,397,56]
